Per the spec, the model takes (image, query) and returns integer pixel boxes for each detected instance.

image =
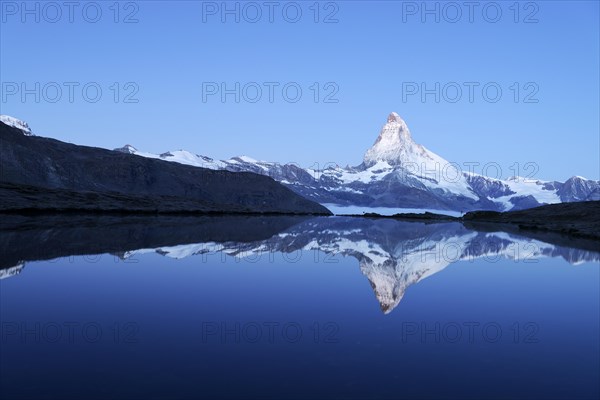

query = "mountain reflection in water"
[1,215,598,313]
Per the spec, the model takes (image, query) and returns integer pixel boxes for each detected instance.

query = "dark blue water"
[1,216,598,399]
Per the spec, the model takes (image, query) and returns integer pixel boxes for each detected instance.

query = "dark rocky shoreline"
[462,201,600,240]
[0,182,330,216]
[342,201,600,241]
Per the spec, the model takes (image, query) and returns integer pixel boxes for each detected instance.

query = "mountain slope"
[0,121,330,215]
[0,115,33,135]
[116,112,599,213]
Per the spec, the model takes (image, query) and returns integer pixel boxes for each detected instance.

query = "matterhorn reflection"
[1,215,598,313]
[181,217,598,313]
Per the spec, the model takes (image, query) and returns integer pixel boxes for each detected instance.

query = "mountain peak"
[114,144,138,154]
[0,115,33,136]
[363,113,420,166]
[387,112,404,123]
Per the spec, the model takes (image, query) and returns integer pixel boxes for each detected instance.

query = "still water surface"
[1,215,598,399]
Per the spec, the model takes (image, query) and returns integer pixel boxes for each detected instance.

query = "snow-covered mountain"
[115,112,600,213]
[0,115,33,136]
[2,112,596,212]
[363,112,449,170]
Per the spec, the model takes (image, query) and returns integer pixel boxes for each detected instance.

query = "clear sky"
[1,0,598,181]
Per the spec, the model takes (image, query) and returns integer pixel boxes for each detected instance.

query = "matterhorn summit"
[112,111,599,211]
[362,112,445,169]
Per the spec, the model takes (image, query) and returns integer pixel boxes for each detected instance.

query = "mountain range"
[0,117,329,215]
[114,112,600,213]
[2,113,598,214]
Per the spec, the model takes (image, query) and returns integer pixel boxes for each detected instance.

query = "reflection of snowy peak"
[0,263,25,279]
[114,112,599,213]
[4,217,598,313]
[114,218,599,314]
[358,231,478,313]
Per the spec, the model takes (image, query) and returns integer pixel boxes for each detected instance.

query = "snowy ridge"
[114,112,598,212]
[3,113,595,212]
[363,112,451,177]
[0,115,33,135]
[363,112,417,166]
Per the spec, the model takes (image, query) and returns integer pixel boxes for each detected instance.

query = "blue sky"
[1,0,598,181]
